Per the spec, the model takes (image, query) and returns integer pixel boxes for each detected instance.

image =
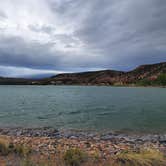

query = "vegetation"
[1,136,166,166]
[155,73,166,85]
[0,138,10,155]
[14,144,32,157]
[136,73,166,86]
[17,148,166,166]
[20,158,35,166]
[112,148,166,166]
[63,148,88,166]
[0,137,32,157]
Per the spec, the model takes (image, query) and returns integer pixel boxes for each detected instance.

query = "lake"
[0,86,166,134]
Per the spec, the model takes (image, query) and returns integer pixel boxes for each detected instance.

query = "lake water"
[0,86,166,134]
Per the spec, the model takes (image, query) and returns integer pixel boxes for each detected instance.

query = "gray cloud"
[0,36,60,68]
[29,24,55,34]
[0,0,165,76]
[0,11,7,19]
[75,0,166,66]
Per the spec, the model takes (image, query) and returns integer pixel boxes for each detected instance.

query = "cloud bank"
[0,0,165,76]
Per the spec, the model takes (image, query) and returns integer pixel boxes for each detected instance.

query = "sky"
[0,0,166,77]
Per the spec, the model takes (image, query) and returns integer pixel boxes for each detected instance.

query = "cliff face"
[0,62,165,86]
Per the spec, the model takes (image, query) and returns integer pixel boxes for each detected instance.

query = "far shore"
[0,84,165,88]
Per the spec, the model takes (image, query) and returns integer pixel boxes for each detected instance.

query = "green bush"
[136,79,152,86]
[63,148,88,166]
[155,74,166,85]
[136,73,166,86]
[20,158,35,166]
[14,144,32,157]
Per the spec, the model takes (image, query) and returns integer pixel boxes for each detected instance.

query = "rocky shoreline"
[0,127,166,165]
[1,127,166,147]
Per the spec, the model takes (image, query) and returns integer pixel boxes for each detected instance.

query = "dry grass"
[0,136,166,166]
[63,148,88,166]
[112,148,166,166]
[0,138,11,155]
[14,144,32,157]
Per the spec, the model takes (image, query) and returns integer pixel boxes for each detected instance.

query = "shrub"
[0,138,10,155]
[155,74,166,85]
[0,142,9,156]
[0,137,32,157]
[20,158,35,166]
[136,79,152,86]
[136,73,166,86]
[112,148,166,166]
[63,148,88,166]
[14,144,32,157]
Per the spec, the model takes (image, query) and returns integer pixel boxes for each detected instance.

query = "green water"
[0,86,166,133]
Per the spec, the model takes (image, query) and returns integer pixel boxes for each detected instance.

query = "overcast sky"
[0,0,166,77]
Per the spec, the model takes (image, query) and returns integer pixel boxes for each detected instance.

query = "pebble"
[0,127,166,160]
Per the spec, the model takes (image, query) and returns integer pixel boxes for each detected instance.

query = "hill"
[0,62,165,86]
[38,62,166,86]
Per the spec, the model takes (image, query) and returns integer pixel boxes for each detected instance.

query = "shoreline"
[1,127,166,144]
[0,84,165,88]
[0,127,166,165]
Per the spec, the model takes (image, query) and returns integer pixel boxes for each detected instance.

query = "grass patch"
[20,158,35,166]
[63,148,88,166]
[0,138,32,157]
[0,138,10,155]
[113,148,166,166]
[14,144,32,157]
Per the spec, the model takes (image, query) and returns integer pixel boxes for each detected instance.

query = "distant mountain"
[0,62,166,86]
[37,62,166,86]
[0,77,33,85]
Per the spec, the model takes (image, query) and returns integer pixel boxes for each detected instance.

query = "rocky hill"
[0,62,166,86]
[38,62,166,86]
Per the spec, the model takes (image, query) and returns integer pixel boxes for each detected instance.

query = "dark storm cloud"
[75,0,166,67]
[0,36,61,69]
[0,0,165,76]
[0,35,103,70]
